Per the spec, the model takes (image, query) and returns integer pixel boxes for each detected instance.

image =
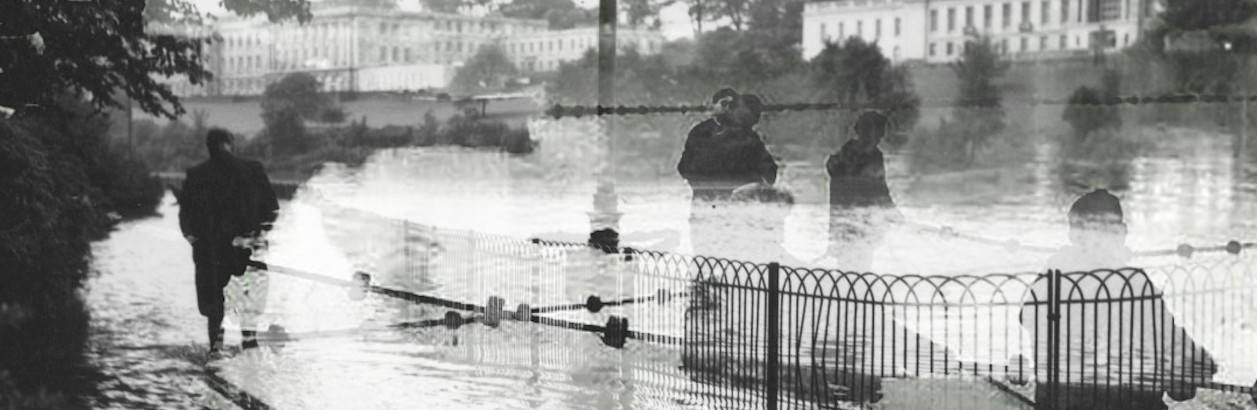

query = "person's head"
[728,94,764,128]
[206,128,235,158]
[853,110,889,147]
[711,88,739,123]
[1067,189,1127,246]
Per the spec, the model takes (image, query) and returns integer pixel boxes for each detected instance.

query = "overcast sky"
[184,0,697,39]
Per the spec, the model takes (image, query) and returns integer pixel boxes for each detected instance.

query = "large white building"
[503,27,666,72]
[166,3,664,96]
[803,0,1157,64]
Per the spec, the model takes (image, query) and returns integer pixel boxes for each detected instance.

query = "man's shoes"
[207,346,227,363]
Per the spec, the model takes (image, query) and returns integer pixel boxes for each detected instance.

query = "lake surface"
[85,121,1257,409]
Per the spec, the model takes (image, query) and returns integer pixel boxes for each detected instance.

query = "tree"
[623,0,675,28]
[452,44,518,93]
[1162,0,1257,31]
[261,72,340,154]
[499,0,594,29]
[949,35,1009,163]
[421,0,464,13]
[1062,70,1122,142]
[810,37,919,141]
[0,0,311,119]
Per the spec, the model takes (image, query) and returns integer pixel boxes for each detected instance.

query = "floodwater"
[84,122,1257,409]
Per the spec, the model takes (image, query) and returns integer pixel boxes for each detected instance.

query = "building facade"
[165,3,664,97]
[803,0,1157,64]
[504,27,666,72]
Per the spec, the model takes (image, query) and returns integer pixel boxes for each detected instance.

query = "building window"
[839,22,845,38]
[965,6,973,28]
[930,9,938,32]
[1001,38,1009,53]
[1042,1,1050,23]
[821,23,828,41]
[392,47,399,62]
[1021,37,1029,52]
[985,5,993,27]
[946,42,953,55]
[1041,35,1048,49]
[876,19,881,38]
[858,20,863,37]
[947,8,955,31]
[379,47,386,61]
[1003,3,1012,28]
[895,17,901,36]
[1060,34,1068,48]
[1077,0,1083,22]
[929,42,936,56]
[1022,2,1031,23]
[1062,0,1070,22]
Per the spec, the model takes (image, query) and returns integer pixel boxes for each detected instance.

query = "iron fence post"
[767,262,780,410]
[1047,269,1062,410]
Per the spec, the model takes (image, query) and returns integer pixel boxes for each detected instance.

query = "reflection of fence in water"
[306,190,1256,408]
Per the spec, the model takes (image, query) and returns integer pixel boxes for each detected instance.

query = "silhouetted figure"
[179,129,278,357]
[1017,190,1216,410]
[827,110,900,271]
[678,91,778,258]
[678,91,778,202]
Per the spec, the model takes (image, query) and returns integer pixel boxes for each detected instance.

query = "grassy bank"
[1,102,164,408]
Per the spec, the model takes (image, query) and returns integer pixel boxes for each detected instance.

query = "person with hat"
[677,91,779,258]
[179,128,278,358]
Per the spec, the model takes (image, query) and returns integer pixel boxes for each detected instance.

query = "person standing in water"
[678,91,778,258]
[1016,190,1216,410]
[826,110,901,272]
[179,129,278,358]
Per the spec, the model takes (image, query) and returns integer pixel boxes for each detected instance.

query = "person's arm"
[752,135,778,185]
[677,124,706,181]
[178,169,201,243]
[252,162,279,232]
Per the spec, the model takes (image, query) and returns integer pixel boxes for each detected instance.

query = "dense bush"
[0,100,162,405]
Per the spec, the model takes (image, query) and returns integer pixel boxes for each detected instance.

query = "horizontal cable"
[542,93,1257,119]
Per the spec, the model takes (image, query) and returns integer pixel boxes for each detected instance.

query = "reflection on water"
[86,124,1257,409]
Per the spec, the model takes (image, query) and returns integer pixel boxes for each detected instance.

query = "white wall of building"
[504,27,667,72]
[356,64,451,91]
[803,0,1150,65]
[803,0,928,63]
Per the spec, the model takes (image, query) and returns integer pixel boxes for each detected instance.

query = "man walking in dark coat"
[179,128,279,356]
[678,91,779,258]
[827,110,901,271]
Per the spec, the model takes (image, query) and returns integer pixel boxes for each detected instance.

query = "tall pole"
[590,0,622,234]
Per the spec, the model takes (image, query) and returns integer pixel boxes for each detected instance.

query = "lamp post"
[589,0,622,235]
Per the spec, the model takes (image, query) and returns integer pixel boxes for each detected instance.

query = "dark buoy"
[483,296,506,328]
[1226,240,1243,255]
[514,303,531,321]
[348,272,371,301]
[444,311,463,330]
[1176,244,1195,258]
[601,316,628,349]
[585,295,604,313]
